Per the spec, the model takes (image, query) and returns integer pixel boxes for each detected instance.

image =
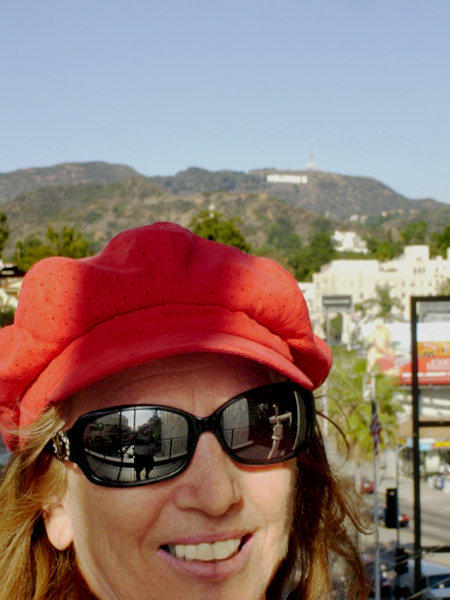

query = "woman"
[0,222,367,600]
[366,323,400,377]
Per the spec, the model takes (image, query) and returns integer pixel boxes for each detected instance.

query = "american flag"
[371,399,382,455]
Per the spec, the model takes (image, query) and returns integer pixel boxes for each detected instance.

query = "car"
[361,477,375,493]
[402,559,450,600]
[398,513,410,528]
[371,506,410,528]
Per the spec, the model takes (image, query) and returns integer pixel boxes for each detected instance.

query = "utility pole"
[371,373,381,600]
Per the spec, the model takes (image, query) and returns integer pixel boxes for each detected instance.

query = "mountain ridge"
[0,161,139,205]
[2,161,449,256]
[1,178,329,255]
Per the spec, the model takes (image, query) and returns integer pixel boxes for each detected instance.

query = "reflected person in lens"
[0,223,368,600]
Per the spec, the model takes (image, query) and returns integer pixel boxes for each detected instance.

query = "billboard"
[361,321,450,385]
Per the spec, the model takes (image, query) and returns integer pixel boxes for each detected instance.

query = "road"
[364,474,450,570]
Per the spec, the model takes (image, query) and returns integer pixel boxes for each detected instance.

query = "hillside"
[2,161,449,224]
[148,167,419,222]
[2,161,450,256]
[1,178,330,256]
[0,162,139,205]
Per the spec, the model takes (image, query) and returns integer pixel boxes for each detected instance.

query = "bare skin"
[44,353,296,600]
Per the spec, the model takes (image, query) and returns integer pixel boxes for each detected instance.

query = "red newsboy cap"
[0,222,332,451]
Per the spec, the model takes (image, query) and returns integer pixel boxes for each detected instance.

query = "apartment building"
[309,246,450,339]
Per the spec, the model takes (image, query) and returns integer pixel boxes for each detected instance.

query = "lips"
[159,534,253,581]
[164,537,242,562]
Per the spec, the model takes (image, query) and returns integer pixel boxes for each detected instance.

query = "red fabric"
[0,222,332,450]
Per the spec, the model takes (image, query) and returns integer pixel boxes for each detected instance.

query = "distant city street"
[363,473,450,573]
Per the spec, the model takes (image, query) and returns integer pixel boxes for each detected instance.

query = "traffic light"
[395,547,409,575]
[385,488,398,528]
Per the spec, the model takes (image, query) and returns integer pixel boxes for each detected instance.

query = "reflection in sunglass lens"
[220,390,305,462]
[82,408,190,484]
[69,382,313,487]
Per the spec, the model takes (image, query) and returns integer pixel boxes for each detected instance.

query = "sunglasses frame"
[50,381,316,488]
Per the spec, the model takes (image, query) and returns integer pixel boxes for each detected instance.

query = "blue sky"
[1,0,449,203]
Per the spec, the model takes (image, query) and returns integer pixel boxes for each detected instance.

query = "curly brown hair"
[0,409,94,600]
[268,423,370,599]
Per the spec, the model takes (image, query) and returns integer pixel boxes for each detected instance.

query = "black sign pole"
[411,297,422,596]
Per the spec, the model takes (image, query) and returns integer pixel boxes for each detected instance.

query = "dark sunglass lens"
[219,385,308,462]
[81,408,190,484]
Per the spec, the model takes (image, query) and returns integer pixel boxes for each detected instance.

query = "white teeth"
[185,544,197,560]
[214,540,234,560]
[174,544,186,559]
[197,543,214,561]
[225,538,240,555]
[167,537,242,562]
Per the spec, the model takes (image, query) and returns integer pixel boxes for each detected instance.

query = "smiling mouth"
[162,536,247,562]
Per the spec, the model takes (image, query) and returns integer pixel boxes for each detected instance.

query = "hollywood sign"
[266,174,308,185]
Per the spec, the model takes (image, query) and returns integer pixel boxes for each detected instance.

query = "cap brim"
[20,304,316,430]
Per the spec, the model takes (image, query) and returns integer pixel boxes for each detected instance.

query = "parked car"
[398,513,410,528]
[402,559,450,600]
[361,477,375,493]
[371,506,410,528]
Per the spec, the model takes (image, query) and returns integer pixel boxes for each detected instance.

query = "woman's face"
[47,353,296,600]
[374,328,390,348]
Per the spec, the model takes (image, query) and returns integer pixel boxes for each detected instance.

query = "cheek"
[65,467,169,568]
[247,462,297,551]
[254,459,296,509]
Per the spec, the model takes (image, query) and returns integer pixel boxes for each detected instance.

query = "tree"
[266,217,302,255]
[189,210,251,252]
[322,312,342,344]
[365,233,403,261]
[309,231,336,266]
[311,216,333,234]
[430,224,450,258]
[0,212,10,258]
[437,278,450,296]
[45,225,92,259]
[15,226,93,272]
[257,217,304,276]
[401,220,427,245]
[325,348,402,462]
[293,231,336,281]
[0,306,15,327]
[360,284,403,322]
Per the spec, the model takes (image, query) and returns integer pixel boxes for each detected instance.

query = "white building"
[309,246,450,340]
[0,261,23,310]
[332,230,368,254]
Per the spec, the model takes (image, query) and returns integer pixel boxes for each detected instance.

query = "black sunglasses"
[49,381,316,488]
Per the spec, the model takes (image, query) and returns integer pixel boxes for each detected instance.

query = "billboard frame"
[410,296,450,595]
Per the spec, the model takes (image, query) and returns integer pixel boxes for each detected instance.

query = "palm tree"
[359,284,403,322]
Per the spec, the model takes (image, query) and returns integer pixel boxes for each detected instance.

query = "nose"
[171,432,242,516]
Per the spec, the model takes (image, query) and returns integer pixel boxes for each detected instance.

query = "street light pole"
[371,373,381,600]
[395,442,407,548]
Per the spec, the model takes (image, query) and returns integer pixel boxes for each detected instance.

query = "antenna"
[305,143,317,171]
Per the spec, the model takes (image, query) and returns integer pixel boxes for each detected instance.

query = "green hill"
[1,178,329,256]
[0,161,139,205]
[2,161,450,258]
